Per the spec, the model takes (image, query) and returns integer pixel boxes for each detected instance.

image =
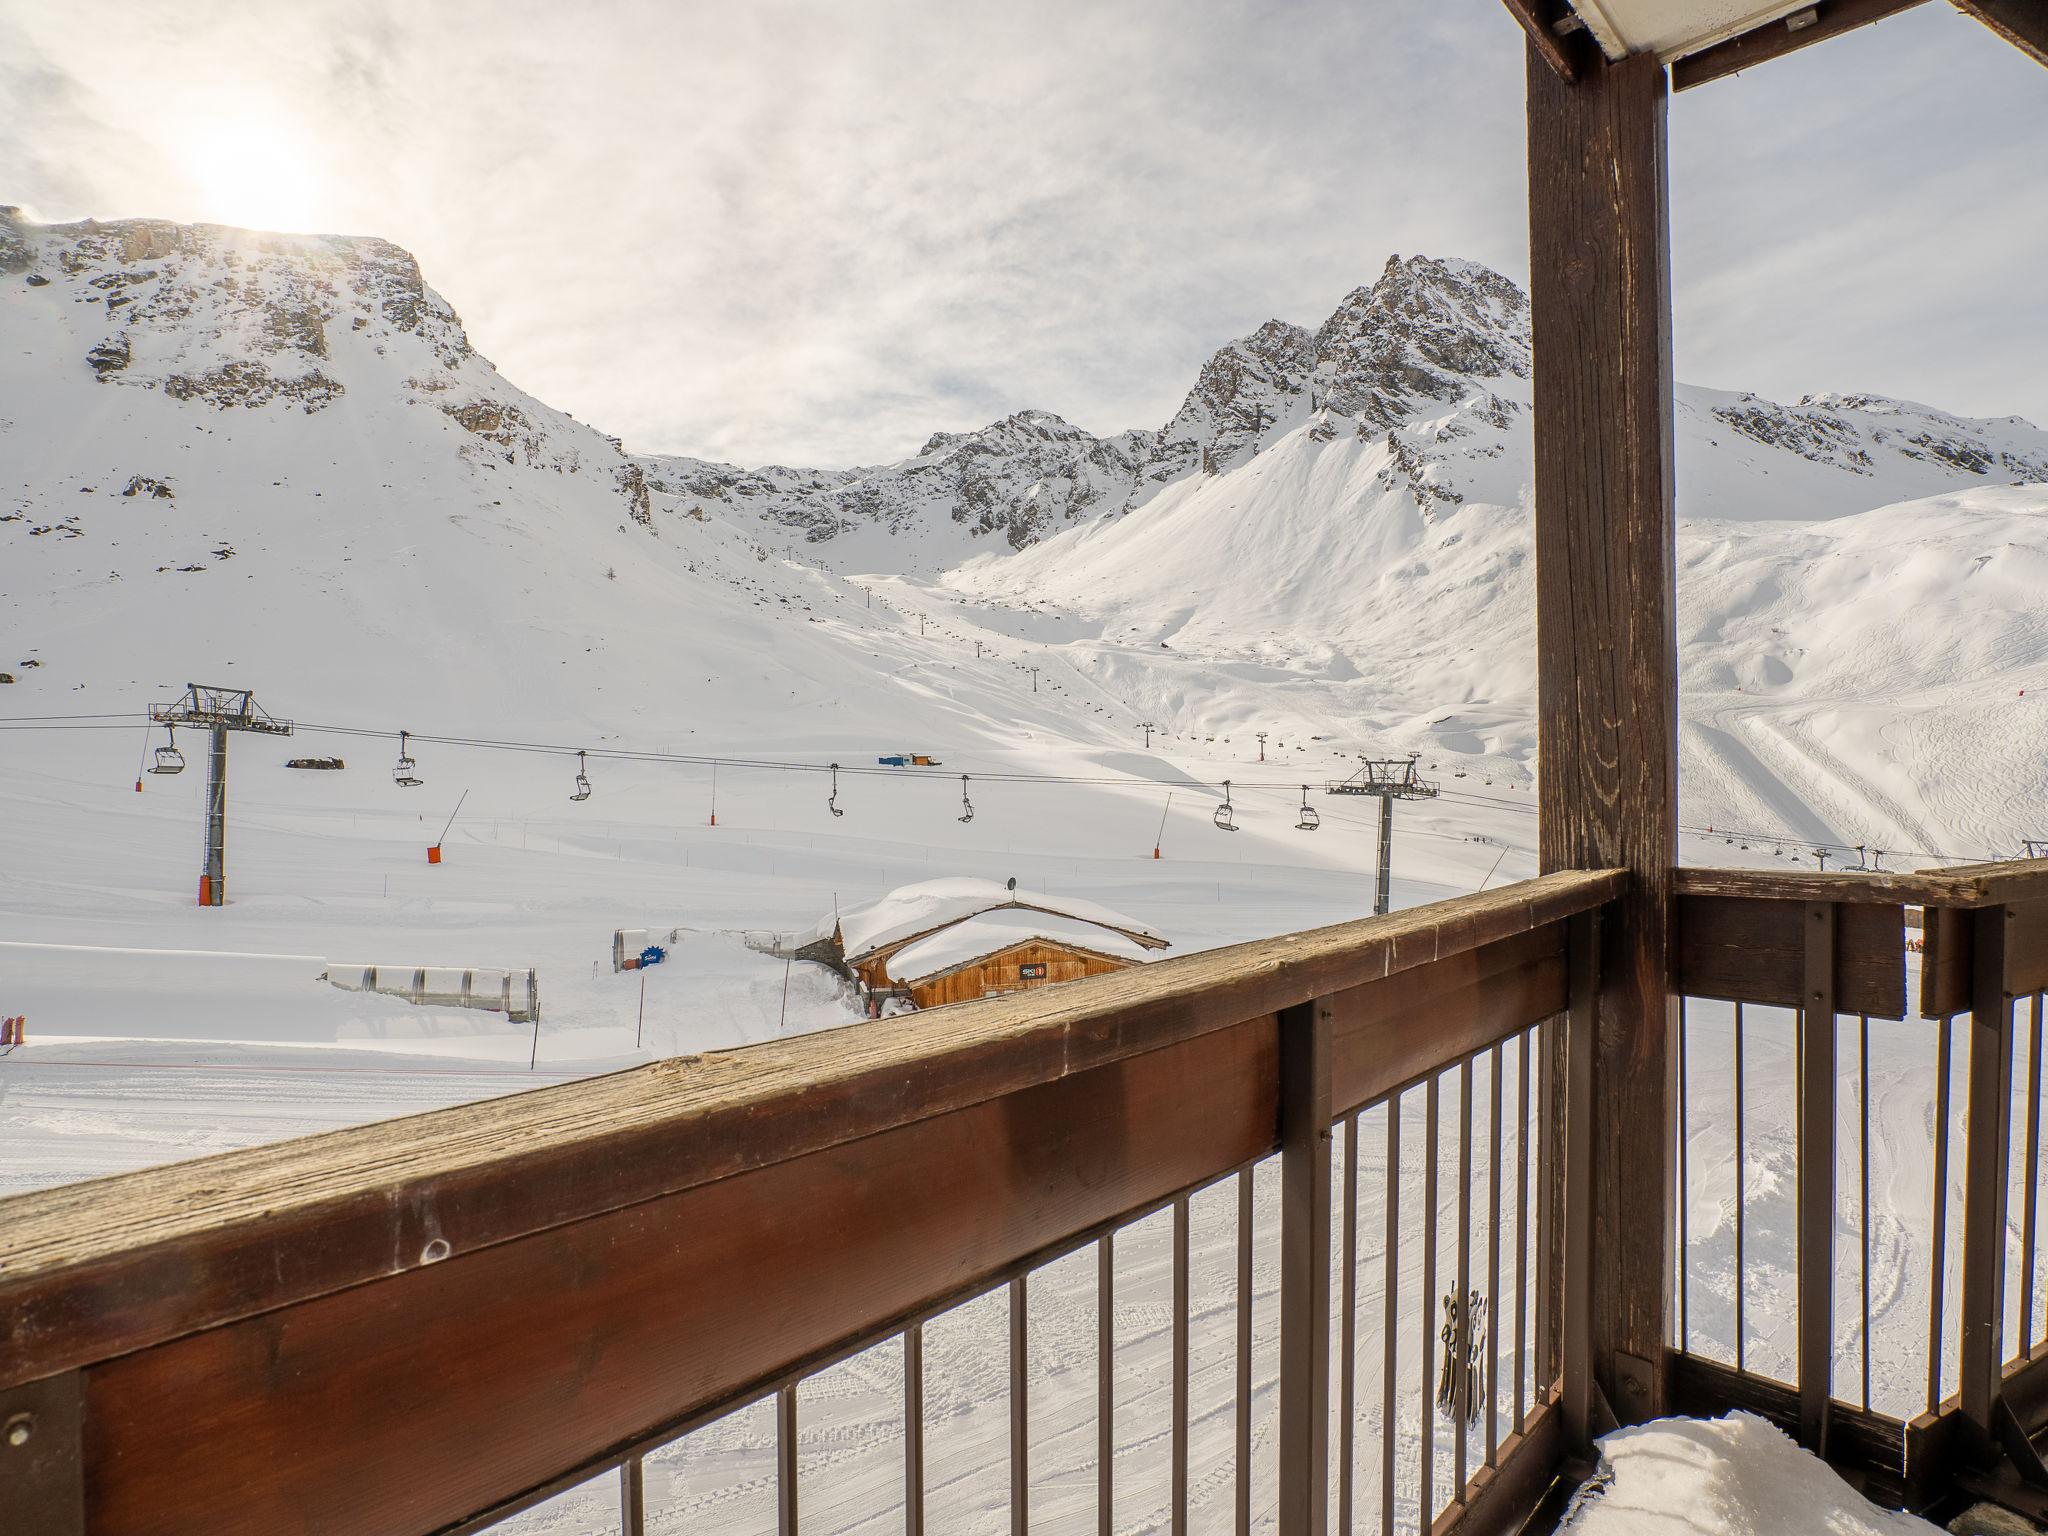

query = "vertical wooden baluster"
[1735,1002,1746,1375]
[1174,1196,1190,1536]
[906,1324,925,1536]
[1237,1170,1254,1536]
[1960,905,2016,1439]
[1798,902,1837,1452]
[1420,1071,1439,1527]
[2022,995,2043,1352]
[1455,1057,1473,1494]
[1860,1017,1871,1414]
[1678,997,1689,1353]
[1929,1015,1954,1415]
[1514,1028,1530,1433]
[778,1384,799,1536]
[1100,1235,1114,1536]
[1279,1000,1333,1536]
[1561,911,1599,1452]
[1012,1276,1030,1536]
[620,1455,645,1536]
[1487,1045,1503,1469]
[1381,1093,1401,1536]
[1339,1115,1357,1536]
[1534,1018,1556,1398]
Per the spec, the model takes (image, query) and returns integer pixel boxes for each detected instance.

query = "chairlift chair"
[150,724,185,775]
[570,750,592,802]
[393,730,423,788]
[958,774,974,824]
[1214,781,1238,832]
[829,763,845,818]
[1295,787,1320,832]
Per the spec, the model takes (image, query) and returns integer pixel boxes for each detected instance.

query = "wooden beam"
[1675,860,2048,909]
[1328,925,1567,1116]
[1957,0,2048,68]
[75,1021,1278,1536]
[1672,0,1930,91]
[0,868,1622,1392]
[1673,892,1906,1018]
[1499,0,1580,83]
[1528,43,1678,1421]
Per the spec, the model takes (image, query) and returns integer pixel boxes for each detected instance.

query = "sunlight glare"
[175,116,325,235]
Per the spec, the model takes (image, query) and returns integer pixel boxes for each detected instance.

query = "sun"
[176,118,326,235]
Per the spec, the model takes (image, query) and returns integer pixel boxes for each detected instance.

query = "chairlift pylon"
[829,762,844,818]
[958,774,974,824]
[1295,786,1320,832]
[150,723,185,776]
[1214,780,1238,832]
[393,730,423,788]
[570,749,592,803]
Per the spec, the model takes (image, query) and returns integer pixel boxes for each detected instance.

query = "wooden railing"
[1668,857,2048,1510]
[0,869,1622,1536]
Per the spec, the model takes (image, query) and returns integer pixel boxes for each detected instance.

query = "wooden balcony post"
[1277,999,1333,1535]
[1527,42,1679,1424]
[1959,904,2016,1445]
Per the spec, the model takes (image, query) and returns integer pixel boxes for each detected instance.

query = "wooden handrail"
[0,868,1621,1392]
[1675,857,2048,909]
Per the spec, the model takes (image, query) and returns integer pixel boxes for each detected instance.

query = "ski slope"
[2,212,2045,1534]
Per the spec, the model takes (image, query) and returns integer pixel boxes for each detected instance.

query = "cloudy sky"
[4,0,2042,467]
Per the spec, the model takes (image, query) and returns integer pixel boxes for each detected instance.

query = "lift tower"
[148,685,293,906]
[1325,754,1441,917]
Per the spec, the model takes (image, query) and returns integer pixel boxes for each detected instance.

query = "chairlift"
[570,749,592,803]
[958,774,974,824]
[1214,781,1238,832]
[150,724,185,775]
[1295,786,1320,832]
[393,730,423,788]
[829,762,845,818]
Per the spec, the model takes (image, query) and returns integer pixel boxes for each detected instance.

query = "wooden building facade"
[888,937,1141,1010]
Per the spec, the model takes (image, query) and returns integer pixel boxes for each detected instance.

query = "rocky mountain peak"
[1308,254,1530,429]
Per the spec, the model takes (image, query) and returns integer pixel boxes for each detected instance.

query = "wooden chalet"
[799,878,1170,1009]
[2,5,2045,1534]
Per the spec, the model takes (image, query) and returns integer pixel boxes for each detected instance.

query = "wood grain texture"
[1674,893,1906,1018]
[1671,0,1929,90]
[0,868,1621,1390]
[1328,926,1566,1115]
[1958,0,2048,67]
[1675,861,2048,909]
[1528,41,1678,1419]
[78,1021,1277,1536]
[1497,0,1580,81]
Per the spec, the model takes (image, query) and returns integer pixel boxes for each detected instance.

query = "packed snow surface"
[1561,1413,1937,1535]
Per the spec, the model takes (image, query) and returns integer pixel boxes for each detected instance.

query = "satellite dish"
[1007,877,1017,892]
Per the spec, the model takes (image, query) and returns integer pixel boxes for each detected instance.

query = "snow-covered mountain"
[639,409,1150,574]
[634,251,2048,570]
[3,208,2044,863]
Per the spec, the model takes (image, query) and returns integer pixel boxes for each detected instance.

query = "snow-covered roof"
[884,911,1158,983]
[808,877,1167,961]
